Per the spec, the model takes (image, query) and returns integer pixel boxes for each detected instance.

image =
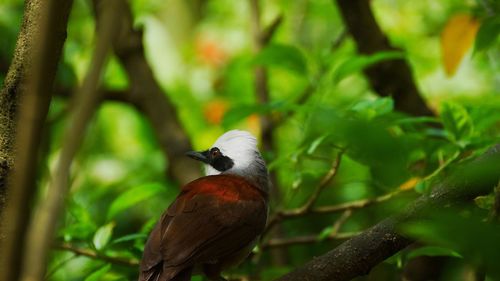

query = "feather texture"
[138,174,267,281]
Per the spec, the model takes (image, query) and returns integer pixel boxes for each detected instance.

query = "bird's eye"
[211,148,220,158]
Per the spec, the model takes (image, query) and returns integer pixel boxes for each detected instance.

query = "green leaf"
[318,226,333,241]
[474,16,500,53]
[107,182,164,220]
[333,51,404,83]
[440,102,474,143]
[253,43,308,75]
[307,135,329,155]
[350,97,394,120]
[221,101,288,128]
[475,194,495,210]
[84,264,111,281]
[401,211,500,279]
[93,222,115,250]
[407,246,462,260]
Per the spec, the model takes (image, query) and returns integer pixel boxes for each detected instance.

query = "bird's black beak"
[185,150,210,164]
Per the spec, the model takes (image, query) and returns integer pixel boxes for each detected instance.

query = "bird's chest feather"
[181,175,267,203]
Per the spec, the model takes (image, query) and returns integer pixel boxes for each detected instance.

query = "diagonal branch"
[334,0,434,117]
[93,0,201,185]
[275,144,500,281]
[300,150,344,212]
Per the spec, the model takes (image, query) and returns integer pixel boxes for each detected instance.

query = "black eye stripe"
[208,147,233,172]
[211,155,234,172]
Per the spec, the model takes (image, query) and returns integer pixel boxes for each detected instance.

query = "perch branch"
[54,243,139,267]
[301,150,344,212]
[274,144,500,281]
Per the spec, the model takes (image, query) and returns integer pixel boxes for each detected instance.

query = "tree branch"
[54,242,139,267]
[17,1,120,280]
[334,0,434,117]
[0,0,73,280]
[275,144,500,281]
[300,150,344,212]
[97,0,201,185]
[263,209,355,249]
[263,150,345,235]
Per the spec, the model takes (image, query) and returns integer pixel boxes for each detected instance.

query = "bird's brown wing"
[139,187,267,280]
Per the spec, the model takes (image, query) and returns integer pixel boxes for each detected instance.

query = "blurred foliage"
[2,0,500,280]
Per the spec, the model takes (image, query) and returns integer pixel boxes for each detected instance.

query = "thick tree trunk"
[0,0,73,280]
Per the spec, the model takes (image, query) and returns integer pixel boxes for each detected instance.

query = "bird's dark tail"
[138,264,193,281]
[138,262,162,281]
[171,267,193,281]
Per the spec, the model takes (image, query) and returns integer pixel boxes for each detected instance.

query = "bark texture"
[335,0,434,116]
[275,144,500,281]
[0,0,44,212]
[0,0,73,280]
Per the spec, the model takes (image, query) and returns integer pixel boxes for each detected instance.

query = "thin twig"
[261,14,283,44]
[264,187,408,239]
[330,209,352,237]
[264,151,344,236]
[311,189,406,214]
[262,197,354,250]
[300,150,344,212]
[54,243,139,267]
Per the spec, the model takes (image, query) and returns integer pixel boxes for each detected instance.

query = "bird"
[138,130,269,281]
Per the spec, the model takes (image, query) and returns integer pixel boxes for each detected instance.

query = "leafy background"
[1,0,500,280]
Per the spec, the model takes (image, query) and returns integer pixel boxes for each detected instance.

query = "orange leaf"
[203,100,228,125]
[246,114,261,136]
[441,14,480,77]
[399,177,420,191]
[196,39,227,67]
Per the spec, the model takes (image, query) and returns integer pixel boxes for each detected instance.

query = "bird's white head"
[186,130,269,192]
